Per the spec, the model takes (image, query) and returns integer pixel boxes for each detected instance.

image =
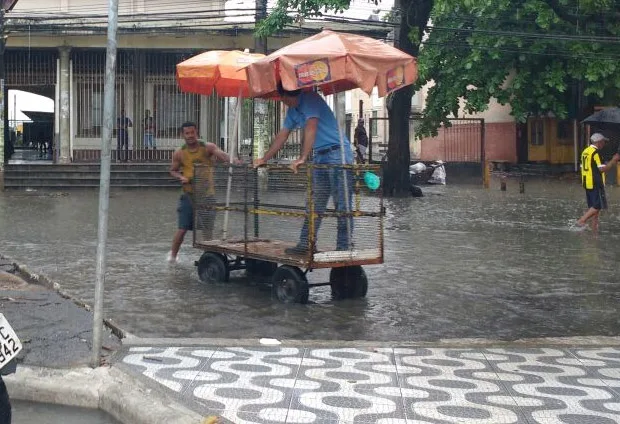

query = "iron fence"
[368,117,485,166]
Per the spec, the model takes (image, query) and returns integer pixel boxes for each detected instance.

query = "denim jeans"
[298,144,354,250]
[144,133,156,148]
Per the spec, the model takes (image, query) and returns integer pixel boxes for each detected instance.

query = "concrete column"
[254,99,269,190]
[58,47,71,164]
[0,81,4,188]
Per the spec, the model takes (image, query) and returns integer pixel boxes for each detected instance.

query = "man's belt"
[315,144,340,155]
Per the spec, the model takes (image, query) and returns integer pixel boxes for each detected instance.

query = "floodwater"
[1,177,619,342]
[12,400,121,424]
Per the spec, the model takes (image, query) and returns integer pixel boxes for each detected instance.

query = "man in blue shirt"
[253,82,354,255]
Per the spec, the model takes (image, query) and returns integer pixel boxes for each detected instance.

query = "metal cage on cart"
[191,162,385,303]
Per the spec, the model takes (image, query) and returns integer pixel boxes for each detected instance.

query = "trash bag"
[409,162,427,174]
[428,161,446,185]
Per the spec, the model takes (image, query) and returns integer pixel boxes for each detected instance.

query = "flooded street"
[1,178,619,342]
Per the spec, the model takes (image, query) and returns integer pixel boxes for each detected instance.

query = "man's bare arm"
[205,142,233,163]
[262,128,291,161]
[299,118,318,162]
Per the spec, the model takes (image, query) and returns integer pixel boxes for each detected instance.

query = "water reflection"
[0,180,618,341]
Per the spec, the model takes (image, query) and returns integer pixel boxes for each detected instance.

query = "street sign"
[0,313,21,370]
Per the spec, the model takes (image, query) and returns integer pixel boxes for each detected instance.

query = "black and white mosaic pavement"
[118,346,620,423]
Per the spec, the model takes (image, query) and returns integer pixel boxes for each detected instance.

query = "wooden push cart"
[191,162,385,304]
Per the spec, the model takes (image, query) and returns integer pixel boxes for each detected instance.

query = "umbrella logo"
[387,66,405,91]
[294,58,331,87]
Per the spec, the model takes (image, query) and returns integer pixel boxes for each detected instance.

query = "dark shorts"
[586,188,607,210]
[177,193,194,230]
[177,194,217,235]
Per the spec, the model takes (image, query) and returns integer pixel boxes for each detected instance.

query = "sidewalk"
[115,340,620,424]
[2,257,620,424]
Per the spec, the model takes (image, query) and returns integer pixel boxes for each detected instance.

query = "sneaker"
[167,251,179,263]
[569,222,587,232]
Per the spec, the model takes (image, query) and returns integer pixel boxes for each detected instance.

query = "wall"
[419,121,516,163]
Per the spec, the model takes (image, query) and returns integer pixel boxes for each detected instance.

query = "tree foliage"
[255,0,353,37]
[415,0,620,137]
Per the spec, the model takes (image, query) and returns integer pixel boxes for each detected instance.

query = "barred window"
[153,83,200,139]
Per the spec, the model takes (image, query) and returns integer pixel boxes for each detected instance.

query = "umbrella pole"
[333,90,353,253]
[222,94,241,240]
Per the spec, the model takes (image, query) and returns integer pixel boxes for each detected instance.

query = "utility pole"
[0,8,6,187]
[253,0,268,193]
[91,0,119,368]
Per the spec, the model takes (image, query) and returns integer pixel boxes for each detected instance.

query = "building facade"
[0,0,390,168]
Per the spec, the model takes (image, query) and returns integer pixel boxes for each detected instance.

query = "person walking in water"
[253,82,354,255]
[168,121,240,263]
[575,133,620,232]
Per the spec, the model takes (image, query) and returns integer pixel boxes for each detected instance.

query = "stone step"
[4,176,178,184]
[2,163,306,190]
[5,164,170,173]
[3,184,179,190]
[4,170,176,179]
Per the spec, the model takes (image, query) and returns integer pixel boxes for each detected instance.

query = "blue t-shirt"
[283,92,349,151]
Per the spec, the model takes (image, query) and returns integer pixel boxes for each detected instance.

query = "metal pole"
[91,0,119,368]
[573,119,578,173]
[481,119,488,188]
[0,8,5,180]
[253,0,267,237]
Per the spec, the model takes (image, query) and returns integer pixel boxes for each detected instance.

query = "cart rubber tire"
[197,252,230,283]
[330,266,368,300]
[245,259,278,277]
[272,265,309,304]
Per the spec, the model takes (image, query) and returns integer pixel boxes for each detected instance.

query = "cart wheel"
[272,265,309,304]
[245,259,278,277]
[330,266,368,300]
[197,252,230,283]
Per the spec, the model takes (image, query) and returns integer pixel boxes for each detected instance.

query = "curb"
[123,334,620,349]
[3,365,209,424]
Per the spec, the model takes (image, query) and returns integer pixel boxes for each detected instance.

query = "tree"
[255,0,434,196]
[415,0,620,138]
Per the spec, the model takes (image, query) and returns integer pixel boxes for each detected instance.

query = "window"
[371,110,378,137]
[154,84,199,139]
[557,120,573,145]
[530,119,544,146]
[76,82,122,138]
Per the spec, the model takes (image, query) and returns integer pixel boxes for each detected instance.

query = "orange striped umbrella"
[177,50,266,98]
